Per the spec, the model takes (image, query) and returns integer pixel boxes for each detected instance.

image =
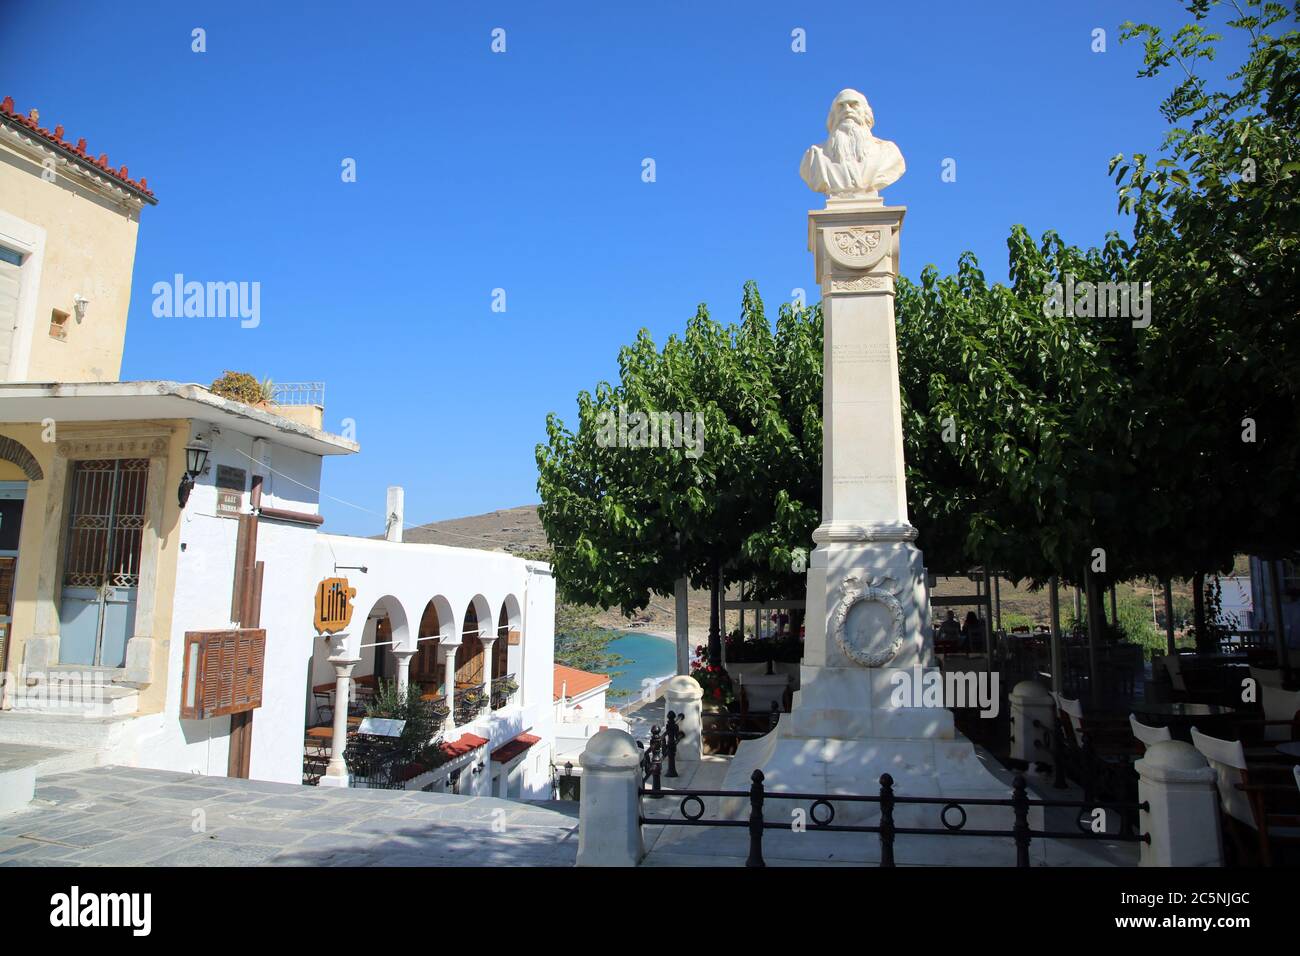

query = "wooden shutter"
[180,629,267,720]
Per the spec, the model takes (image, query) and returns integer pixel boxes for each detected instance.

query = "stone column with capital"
[441,640,462,734]
[319,631,361,788]
[392,648,415,696]
[481,636,496,710]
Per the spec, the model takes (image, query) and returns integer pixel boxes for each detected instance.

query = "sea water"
[604,631,677,699]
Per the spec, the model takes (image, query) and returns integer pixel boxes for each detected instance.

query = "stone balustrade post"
[577,729,644,866]
[1136,739,1223,866]
[664,675,704,762]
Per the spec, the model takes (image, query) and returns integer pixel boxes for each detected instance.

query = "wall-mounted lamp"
[178,437,211,509]
[73,294,89,322]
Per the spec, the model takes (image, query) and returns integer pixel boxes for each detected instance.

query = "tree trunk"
[1084,567,1104,702]
[707,559,722,666]
[1192,572,1209,653]
[1163,578,1176,656]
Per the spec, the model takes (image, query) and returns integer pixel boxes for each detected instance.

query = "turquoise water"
[604,631,677,698]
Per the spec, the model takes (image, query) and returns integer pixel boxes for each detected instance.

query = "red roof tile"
[440,732,489,759]
[491,732,541,764]
[0,96,157,202]
[554,664,610,702]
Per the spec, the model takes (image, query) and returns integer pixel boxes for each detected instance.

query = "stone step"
[0,742,101,812]
[0,709,140,756]
[10,681,139,717]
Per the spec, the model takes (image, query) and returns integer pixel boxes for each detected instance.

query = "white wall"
[139,425,324,783]
[132,424,557,790]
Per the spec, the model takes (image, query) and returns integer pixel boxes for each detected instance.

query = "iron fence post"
[879,773,896,867]
[649,725,663,795]
[1012,774,1031,867]
[746,769,766,867]
[1052,713,1068,790]
[665,711,679,779]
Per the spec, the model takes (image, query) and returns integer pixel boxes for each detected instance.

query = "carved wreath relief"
[832,573,906,668]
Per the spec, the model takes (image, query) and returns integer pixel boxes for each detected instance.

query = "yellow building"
[0,95,156,384]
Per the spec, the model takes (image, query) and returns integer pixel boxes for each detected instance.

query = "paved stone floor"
[0,766,579,867]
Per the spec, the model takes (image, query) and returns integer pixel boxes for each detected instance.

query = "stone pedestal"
[721,197,1011,834]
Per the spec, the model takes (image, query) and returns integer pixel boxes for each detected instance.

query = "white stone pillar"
[320,659,359,787]
[1008,681,1054,767]
[577,730,644,866]
[481,636,496,710]
[392,648,415,696]
[318,631,360,788]
[1136,740,1223,867]
[664,675,704,761]
[385,485,404,542]
[441,640,462,734]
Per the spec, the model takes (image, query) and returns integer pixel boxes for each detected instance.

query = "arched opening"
[412,597,450,696]
[494,603,510,679]
[455,601,485,686]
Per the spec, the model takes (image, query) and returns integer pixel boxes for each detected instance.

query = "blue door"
[58,459,147,667]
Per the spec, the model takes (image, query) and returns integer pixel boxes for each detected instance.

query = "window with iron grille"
[62,458,148,590]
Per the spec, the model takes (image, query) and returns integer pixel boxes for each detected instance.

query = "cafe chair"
[312,690,334,727]
[1192,726,1300,866]
[1053,694,1136,814]
[1162,654,1188,698]
[1260,686,1300,743]
[1129,713,1172,754]
[1249,665,1285,691]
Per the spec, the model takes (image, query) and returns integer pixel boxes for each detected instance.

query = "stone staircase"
[7,666,140,718]
[0,668,149,810]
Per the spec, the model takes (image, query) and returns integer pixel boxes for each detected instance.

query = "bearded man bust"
[800,89,906,201]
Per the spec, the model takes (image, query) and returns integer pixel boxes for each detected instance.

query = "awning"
[491,732,541,764]
[441,733,489,759]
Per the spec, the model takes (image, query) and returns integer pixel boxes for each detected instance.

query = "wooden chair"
[1192,727,1300,866]
[312,690,334,727]
[1054,694,1139,822]
[1129,713,1172,754]
[1261,686,1300,742]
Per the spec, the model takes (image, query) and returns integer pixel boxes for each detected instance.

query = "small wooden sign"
[313,577,357,634]
[507,628,521,646]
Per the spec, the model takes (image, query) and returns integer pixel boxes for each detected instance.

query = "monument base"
[720,663,1015,831]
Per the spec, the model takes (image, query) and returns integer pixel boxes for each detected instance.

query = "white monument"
[721,91,1012,840]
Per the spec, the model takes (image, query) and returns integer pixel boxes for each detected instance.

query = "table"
[1276,742,1300,760]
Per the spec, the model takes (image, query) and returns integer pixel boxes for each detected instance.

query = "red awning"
[491,732,541,764]
[441,733,489,759]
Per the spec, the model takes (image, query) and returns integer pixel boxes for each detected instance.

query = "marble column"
[392,648,415,696]
[481,636,496,711]
[319,630,361,788]
[441,640,462,735]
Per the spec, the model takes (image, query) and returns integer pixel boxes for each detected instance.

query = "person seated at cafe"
[961,611,986,651]
[938,611,962,644]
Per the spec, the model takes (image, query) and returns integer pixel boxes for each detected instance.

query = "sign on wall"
[215,465,247,518]
[313,577,356,634]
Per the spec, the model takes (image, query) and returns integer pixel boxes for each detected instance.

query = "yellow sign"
[313,577,356,634]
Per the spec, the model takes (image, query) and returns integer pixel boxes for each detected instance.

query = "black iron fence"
[639,768,1148,867]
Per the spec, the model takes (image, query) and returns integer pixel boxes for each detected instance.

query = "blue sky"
[0,1,1249,536]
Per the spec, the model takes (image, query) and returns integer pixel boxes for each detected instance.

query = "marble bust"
[800,89,905,201]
